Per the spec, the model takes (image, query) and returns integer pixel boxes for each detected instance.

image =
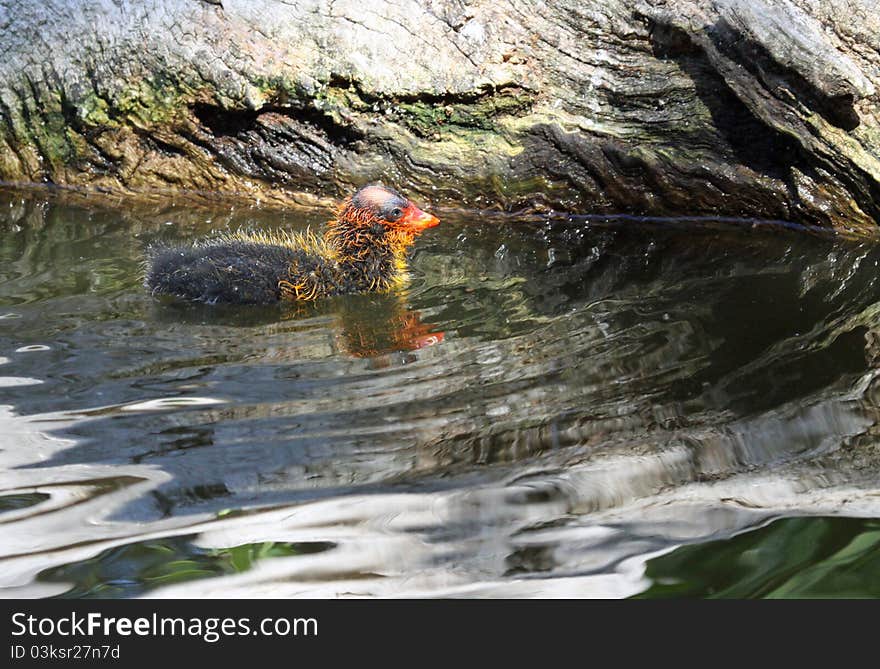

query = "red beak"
[401,204,440,232]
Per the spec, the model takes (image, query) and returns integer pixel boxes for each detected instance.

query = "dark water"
[2,186,880,598]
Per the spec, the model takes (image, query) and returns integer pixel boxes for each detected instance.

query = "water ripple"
[3,189,880,597]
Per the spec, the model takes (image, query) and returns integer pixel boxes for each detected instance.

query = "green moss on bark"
[395,88,534,139]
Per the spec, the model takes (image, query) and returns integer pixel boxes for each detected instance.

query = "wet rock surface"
[1,0,879,230]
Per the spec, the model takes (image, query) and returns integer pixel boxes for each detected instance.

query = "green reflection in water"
[636,516,880,598]
[0,492,50,512]
[40,536,335,599]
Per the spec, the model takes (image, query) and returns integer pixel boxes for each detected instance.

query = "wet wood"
[0,0,878,230]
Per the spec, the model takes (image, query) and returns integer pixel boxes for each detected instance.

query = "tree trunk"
[1,0,879,230]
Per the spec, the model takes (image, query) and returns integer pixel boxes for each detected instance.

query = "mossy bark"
[1,0,879,230]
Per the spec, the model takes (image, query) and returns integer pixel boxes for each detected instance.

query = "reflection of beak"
[411,331,445,349]
[401,204,440,232]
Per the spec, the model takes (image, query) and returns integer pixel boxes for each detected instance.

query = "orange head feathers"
[337,185,439,233]
[324,184,440,265]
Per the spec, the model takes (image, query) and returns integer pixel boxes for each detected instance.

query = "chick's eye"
[387,207,403,221]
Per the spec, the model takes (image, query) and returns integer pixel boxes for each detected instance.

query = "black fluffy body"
[146,241,305,305]
[145,227,402,305]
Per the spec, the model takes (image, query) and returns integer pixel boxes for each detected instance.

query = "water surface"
[2,186,880,598]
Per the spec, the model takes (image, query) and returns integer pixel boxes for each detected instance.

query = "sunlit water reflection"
[3,186,880,598]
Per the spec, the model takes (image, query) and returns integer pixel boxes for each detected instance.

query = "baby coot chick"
[145,185,439,304]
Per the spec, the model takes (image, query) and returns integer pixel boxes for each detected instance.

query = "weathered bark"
[0,0,879,230]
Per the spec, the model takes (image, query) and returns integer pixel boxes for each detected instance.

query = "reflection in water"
[638,516,880,598]
[153,294,444,358]
[41,538,335,599]
[0,492,50,512]
[2,187,880,597]
[333,295,444,358]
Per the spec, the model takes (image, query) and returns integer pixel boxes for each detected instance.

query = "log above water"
[0,0,878,231]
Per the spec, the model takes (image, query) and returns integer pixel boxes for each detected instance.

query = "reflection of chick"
[333,294,445,358]
[145,185,439,304]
